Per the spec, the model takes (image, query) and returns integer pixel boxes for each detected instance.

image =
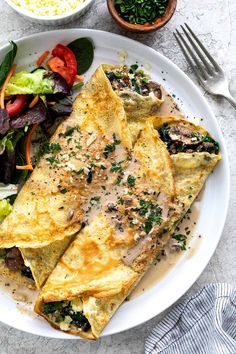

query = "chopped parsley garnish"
[172,233,187,250]
[59,188,68,194]
[84,152,91,158]
[134,199,162,234]
[46,156,59,164]
[115,175,123,185]
[64,127,75,137]
[39,142,62,156]
[61,126,81,138]
[69,151,76,157]
[76,143,82,150]
[127,175,136,187]
[90,196,101,205]
[130,64,139,72]
[117,197,124,205]
[103,134,121,159]
[72,169,84,175]
[110,161,124,173]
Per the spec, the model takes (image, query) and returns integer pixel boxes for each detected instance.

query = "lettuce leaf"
[6,69,53,95]
[5,69,70,96]
[0,198,12,222]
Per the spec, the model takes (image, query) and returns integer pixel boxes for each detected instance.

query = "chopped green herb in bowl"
[107,0,177,33]
[114,0,169,25]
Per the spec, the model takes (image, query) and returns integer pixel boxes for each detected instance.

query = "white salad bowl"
[4,0,95,25]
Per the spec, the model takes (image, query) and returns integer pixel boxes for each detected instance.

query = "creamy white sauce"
[130,205,200,300]
[159,87,184,118]
[0,275,38,309]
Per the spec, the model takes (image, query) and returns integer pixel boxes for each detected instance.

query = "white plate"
[0,29,230,339]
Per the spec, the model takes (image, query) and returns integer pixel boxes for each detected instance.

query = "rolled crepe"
[0,64,133,286]
[151,116,221,248]
[127,114,221,249]
[35,124,179,339]
[35,116,221,339]
[101,64,164,120]
[0,64,165,288]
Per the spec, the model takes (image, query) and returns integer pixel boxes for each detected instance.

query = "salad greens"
[0,129,24,155]
[0,199,12,222]
[0,108,9,135]
[67,38,94,75]
[0,41,17,87]
[10,99,48,129]
[0,37,93,207]
[5,69,70,96]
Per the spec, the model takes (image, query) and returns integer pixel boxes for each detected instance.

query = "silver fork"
[174,23,236,110]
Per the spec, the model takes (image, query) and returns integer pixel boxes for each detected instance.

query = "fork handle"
[223,93,236,110]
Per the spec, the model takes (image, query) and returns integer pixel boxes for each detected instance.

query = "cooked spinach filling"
[158,123,219,154]
[105,67,162,99]
[42,300,91,332]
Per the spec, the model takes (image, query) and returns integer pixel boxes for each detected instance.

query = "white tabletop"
[0,0,235,353]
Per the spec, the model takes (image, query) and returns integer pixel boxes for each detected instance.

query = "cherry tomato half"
[50,44,77,86]
[47,56,75,86]
[6,95,28,118]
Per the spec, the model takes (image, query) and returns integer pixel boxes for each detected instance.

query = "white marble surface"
[0,0,235,353]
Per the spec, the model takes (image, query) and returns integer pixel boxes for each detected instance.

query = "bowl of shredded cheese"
[5,0,95,25]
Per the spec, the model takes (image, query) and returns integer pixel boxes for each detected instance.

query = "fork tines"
[174,23,221,81]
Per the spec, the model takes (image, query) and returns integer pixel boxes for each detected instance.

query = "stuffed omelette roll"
[0,64,134,287]
[0,64,164,288]
[35,123,179,339]
[127,115,221,252]
[102,64,164,119]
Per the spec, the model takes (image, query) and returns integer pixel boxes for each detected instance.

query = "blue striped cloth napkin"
[145,283,236,354]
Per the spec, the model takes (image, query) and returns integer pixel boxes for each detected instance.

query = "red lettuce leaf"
[10,99,47,129]
[0,109,10,135]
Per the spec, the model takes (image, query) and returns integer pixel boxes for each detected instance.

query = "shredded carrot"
[16,123,38,171]
[37,50,50,67]
[47,101,56,106]
[0,64,17,109]
[25,123,38,165]
[16,164,33,171]
[76,75,84,81]
[29,95,39,108]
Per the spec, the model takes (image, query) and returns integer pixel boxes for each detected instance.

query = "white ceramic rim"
[4,0,94,21]
[0,29,230,339]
